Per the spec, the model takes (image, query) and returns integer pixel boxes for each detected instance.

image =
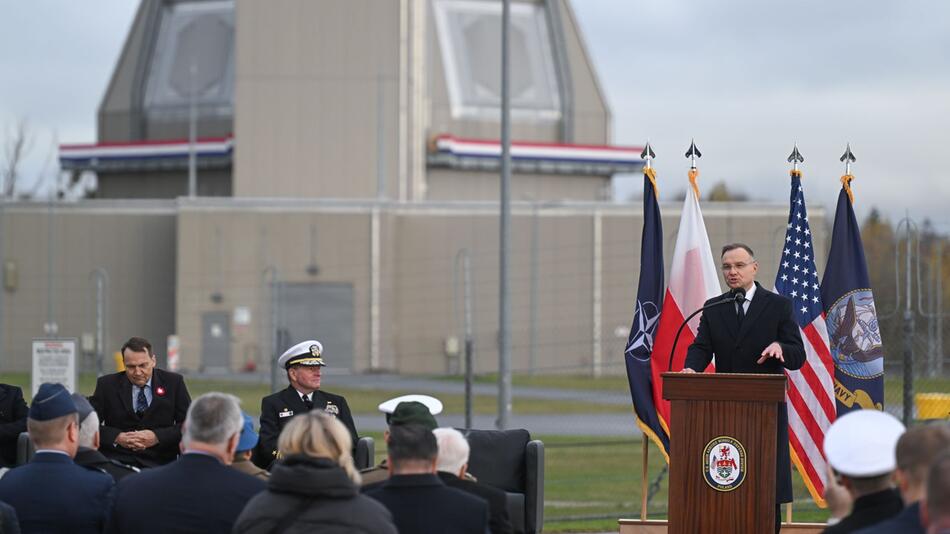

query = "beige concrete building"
[0,0,825,376]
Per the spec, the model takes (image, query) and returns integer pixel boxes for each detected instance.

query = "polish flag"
[649,172,722,432]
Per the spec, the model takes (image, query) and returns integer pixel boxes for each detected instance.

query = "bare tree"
[1,118,33,198]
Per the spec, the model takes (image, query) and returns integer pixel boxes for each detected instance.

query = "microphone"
[667,288,747,372]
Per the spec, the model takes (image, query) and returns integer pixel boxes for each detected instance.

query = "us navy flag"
[624,168,670,456]
[820,177,885,414]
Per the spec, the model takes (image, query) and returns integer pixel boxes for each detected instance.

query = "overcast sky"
[1,0,948,230]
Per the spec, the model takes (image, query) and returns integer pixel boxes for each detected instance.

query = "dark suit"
[853,501,923,534]
[438,471,515,534]
[684,282,806,504]
[255,386,356,468]
[74,447,139,482]
[823,488,903,534]
[107,453,265,534]
[0,385,28,467]
[0,451,114,534]
[89,368,190,467]
[366,474,490,534]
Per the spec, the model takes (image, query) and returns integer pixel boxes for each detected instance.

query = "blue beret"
[29,383,77,421]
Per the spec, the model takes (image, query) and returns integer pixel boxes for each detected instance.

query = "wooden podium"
[662,372,786,534]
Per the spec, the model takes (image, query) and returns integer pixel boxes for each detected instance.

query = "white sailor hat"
[824,409,905,478]
[278,340,326,369]
[378,394,444,416]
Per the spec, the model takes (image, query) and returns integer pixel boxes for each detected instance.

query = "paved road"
[355,412,641,437]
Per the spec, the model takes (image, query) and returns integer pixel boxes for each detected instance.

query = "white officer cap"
[824,409,905,478]
[278,340,326,369]
[378,394,444,416]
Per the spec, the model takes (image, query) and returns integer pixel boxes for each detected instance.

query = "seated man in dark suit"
[0,383,114,534]
[108,392,265,534]
[89,336,191,467]
[0,383,28,467]
[366,423,489,534]
[434,427,515,534]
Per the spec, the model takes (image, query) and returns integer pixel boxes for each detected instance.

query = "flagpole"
[639,141,655,522]
[641,437,649,520]
[784,143,804,525]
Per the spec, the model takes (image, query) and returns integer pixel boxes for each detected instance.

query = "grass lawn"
[0,373,627,417]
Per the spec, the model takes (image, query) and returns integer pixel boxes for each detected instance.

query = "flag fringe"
[632,411,671,464]
[789,445,828,509]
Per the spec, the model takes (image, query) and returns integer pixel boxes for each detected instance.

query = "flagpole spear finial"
[684,139,702,170]
[641,141,656,170]
[840,143,856,175]
[787,143,804,173]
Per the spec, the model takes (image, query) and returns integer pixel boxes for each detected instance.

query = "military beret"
[29,383,77,421]
[387,401,439,430]
[69,393,96,424]
[278,340,325,369]
[824,409,905,478]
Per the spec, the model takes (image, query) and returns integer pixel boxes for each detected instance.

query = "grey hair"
[434,427,470,475]
[77,411,100,448]
[182,392,243,447]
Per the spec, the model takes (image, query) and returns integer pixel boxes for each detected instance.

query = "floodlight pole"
[498,0,512,430]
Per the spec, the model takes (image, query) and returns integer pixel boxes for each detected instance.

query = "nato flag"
[624,170,670,454]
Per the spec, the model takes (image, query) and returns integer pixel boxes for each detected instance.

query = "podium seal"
[702,436,747,492]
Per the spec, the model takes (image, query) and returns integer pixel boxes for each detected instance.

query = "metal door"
[278,282,354,372]
[201,311,231,372]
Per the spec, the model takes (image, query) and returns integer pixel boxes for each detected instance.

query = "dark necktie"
[737,301,746,325]
[302,394,313,411]
[136,386,149,417]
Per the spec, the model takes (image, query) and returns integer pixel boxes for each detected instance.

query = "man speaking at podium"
[681,243,805,533]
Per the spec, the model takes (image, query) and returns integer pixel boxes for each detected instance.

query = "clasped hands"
[115,430,158,451]
[680,341,785,373]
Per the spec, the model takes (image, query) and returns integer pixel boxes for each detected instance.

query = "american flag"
[774,172,836,507]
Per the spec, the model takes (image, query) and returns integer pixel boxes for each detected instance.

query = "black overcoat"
[684,282,806,504]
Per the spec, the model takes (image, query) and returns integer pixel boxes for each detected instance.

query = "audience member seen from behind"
[855,422,950,534]
[70,393,139,482]
[434,427,515,534]
[822,409,906,534]
[0,383,114,534]
[360,395,443,487]
[366,424,489,534]
[923,451,950,534]
[108,392,265,534]
[89,336,191,468]
[231,413,269,481]
[0,383,28,468]
[234,411,396,534]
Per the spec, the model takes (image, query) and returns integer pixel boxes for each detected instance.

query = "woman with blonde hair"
[234,411,396,534]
